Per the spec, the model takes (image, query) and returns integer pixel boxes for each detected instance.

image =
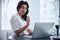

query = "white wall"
[59,0,60,16]
[23,0,40,30]
[59,0,60,24]
[0,0,2,40]
[0,0,2,30]
[23,0,59,30]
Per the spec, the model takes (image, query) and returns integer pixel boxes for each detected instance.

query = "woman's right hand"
[26,16,30,25]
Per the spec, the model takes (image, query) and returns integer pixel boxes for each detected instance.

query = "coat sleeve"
[10,16,20,31]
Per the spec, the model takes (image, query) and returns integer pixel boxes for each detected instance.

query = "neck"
[18,12,22,18]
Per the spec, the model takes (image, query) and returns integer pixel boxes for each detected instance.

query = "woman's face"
[18,4,27,15]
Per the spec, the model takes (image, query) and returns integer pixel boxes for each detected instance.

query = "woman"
[10,1,32,40]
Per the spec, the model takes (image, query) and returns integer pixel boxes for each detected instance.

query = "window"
[1,0,21,30]
[40,0,59,24]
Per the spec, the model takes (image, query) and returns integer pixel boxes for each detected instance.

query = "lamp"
[55,25,59,36]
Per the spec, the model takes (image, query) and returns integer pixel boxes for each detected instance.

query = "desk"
[24,35,51,40]
[30,38,51,40]
[26,37,51,40]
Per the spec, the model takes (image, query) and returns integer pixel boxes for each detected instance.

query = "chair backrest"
[6,30,13,40]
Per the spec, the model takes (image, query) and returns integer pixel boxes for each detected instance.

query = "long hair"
[17,1,29,21]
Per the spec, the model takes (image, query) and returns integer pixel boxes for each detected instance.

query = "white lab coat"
[10,13,30,40]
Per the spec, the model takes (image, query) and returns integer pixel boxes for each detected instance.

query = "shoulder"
[11,14,18,21]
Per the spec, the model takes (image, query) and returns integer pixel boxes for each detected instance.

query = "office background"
[0,0,60,40]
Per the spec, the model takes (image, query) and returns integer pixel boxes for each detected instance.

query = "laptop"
[32,23,54,38]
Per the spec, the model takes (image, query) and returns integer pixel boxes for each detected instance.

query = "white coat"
[10,13,30,40]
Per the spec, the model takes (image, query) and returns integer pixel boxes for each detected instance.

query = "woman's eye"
[22,7,24,9]
[21,6,27,9]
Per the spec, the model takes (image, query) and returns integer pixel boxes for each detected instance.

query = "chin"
[23,14,25,15]
[23,13,25,15]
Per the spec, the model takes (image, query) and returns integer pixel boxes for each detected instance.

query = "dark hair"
[17,1,29,21]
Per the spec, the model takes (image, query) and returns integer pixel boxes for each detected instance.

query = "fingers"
[26,16,30,23]
[27,29,32,34]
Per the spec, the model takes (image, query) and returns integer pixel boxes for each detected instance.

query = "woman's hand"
[15,16,30,35]
[26,16,32,35]
[26,16,30,25]
[27,29,32,35]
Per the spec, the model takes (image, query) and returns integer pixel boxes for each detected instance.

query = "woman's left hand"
[27,29,32,35]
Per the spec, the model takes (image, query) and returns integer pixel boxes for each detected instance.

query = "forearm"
[15,23,29,35]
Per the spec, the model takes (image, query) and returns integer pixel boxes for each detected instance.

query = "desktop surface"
[29,38,51,40]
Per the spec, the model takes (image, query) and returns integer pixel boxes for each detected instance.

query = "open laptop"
[32,23,54,38]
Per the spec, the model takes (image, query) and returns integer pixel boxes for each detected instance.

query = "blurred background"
[0,0,60,40]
